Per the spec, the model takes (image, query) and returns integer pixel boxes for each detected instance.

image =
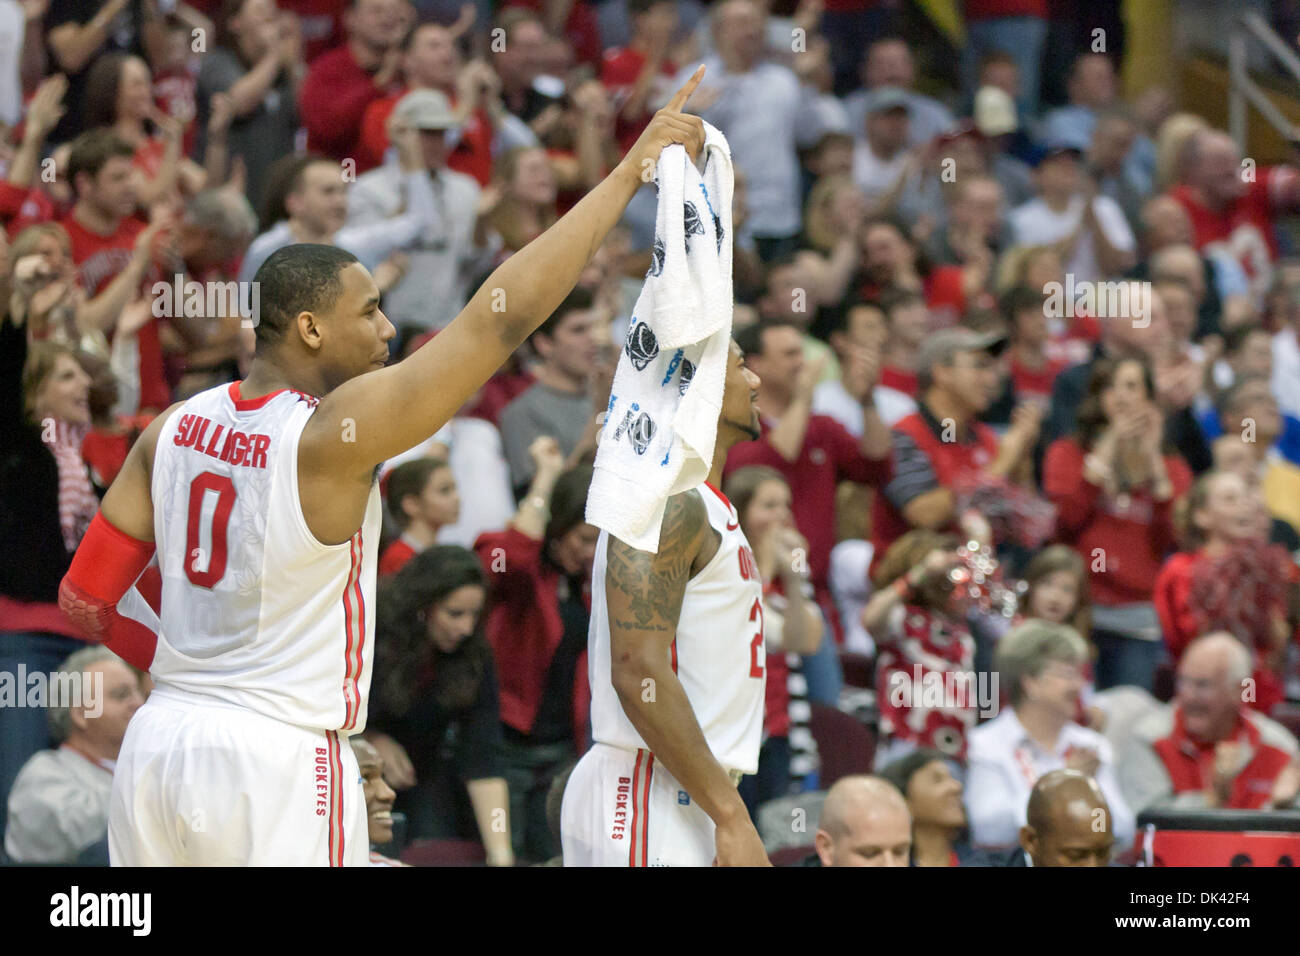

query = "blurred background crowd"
[3,0,1300,866]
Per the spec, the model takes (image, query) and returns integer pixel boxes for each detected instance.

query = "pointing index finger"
[666,64,706,112]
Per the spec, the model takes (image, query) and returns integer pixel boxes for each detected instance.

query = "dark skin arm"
[605,490,771,867]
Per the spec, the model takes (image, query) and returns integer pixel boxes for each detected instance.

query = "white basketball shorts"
[561,743,719,867]
[108,685,368,866]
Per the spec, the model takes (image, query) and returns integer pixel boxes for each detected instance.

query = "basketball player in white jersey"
[56,70,708,866]
[561,340,773,867]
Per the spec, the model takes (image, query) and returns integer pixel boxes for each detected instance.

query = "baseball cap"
[863,86,911,116]
[973,85,1017,137]
[392,89,459,131]
[915,326,1008,389]
[1033,130,1088,166]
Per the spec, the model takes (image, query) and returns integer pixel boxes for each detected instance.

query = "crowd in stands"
[2,0,1300,866]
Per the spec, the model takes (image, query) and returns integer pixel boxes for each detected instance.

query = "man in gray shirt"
[499,287,602,494]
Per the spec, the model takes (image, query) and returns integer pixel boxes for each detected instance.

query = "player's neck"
[240,356,325,401]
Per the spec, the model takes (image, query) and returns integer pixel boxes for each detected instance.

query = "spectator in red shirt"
[1167,128,1300,302]
[379,456,460,577]
[725,465,823,816]
[298,0,409,160]
[357,22,534,184]
[600,0,677,154]
[1153,470,1298,715]
[1043,355,1192,692]
[60,130,172,412]
[726,319,890,603]
[870,325,1041,575]
[857,217,970,326]
[1116,633,1299,813]
[1002,284,1066,403]
[2,76,70,238]
[505,0,602,68]
[473,455,596,864]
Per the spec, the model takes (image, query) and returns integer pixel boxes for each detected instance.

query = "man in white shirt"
[238,121,439,283]
[965,620,1135,850]
[1009,140,1136,285]
[5,647,145,864]
[348,89,495,336]
[851,88,912,204]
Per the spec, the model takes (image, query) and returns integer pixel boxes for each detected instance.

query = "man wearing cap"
[870,326,1042,573]
[851,87,913,204]
[348,88,495,337]
[1009,136,1136,285]
[237,118,439,284]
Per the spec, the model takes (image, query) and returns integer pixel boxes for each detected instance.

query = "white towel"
[586,121,734,552]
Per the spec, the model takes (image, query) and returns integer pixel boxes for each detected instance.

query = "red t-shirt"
[0,181,59,237]
[723,413,889,599]
[879,365,917,396]
[153,68,198,156]
[762,579,792,739]
[1168,168,1299,283]
[505,0,602,66]
[600,47,676,153]
[61,213,170,412]
[279,0,347,65]
[1010,354,1066,401]
[1043,437,1192,606]
[964,0,1048,19]
[379,537,419,577]
[300,45,402,160]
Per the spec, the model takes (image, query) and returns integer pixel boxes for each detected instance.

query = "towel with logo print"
[586,121,734,552]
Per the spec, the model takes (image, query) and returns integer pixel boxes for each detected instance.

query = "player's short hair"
[48,645,120,744]
[252,243,360,348]
[385,456,450,526]
[66,129,134,197]
[529,286,595,346]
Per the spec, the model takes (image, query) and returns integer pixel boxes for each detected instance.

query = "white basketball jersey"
[588,483,765,774]
[148,382,382,732]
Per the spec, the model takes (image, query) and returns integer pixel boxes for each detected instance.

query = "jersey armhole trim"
[287,408,356,553]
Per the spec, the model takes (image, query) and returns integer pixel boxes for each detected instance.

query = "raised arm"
[604,490,771,867]
[301,68,707,483]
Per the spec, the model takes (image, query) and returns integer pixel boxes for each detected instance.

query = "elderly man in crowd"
[4,647,145,864]
[811,775,913,867]
[1115,632,1300,814]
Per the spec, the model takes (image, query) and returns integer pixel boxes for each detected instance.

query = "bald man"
[812,775,912,867]
[1016,769,1114,867]
[1167,128,1300,301]
[1115,632,1299,814]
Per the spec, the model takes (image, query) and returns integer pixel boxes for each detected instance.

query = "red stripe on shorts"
[628,749,644,867]
[640,753,654,866]
[327,731,343,866]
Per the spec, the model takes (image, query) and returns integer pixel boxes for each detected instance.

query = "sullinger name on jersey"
[172,413,272,469]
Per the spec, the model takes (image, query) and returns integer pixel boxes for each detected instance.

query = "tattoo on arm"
[605,491,706,638]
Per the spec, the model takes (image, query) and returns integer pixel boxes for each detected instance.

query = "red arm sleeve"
[58,512,159,670]
[1043,438,1102,538]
